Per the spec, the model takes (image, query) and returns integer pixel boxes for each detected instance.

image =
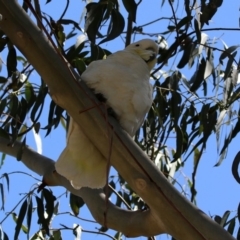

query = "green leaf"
[0,183,4,210]
[70,193,85,216]
[232,151,240,184]
[14,199,28,240]
[0,153,6,169]
[27,196,33,238]
[53,201,59,215]
[176,16,193,30]
[0,226,9,240]
[214,215,221,224]
[2,173,9,192]
[42,189,55,223]
[220,210,230,227]
[99,9,125,44]
[219,45,240,64]
[2,95,19,128]
[200,1,222,26]
[57,30,66,48]
[220,108,240,155]
[50,230,62,240]
[90,44,111,61]
[34,122,41,134]
[193,147,200,167]
[237,203,240,223]
[223,51,237,81]
[44,100,56,137]
[0,77,7,84]
[227,217,235,235]
[17,125,27,141]
[66,31,77,40]
[204,49,213,79]
[177,43,195,69]
[216,109,227,133]
[223,77,233,105]
[43,101,64,137]
[30,85,48,123]
[228,85,240,105]
[122,0,137,22]
[29,230,45,240]
[7,46,17,77]
[194,18,201,43]
[25,82,36,107]
[58,19,81,31]
[35,196,47,234]
[85,3,106,43]
[66,42,85,62]
[73,58,86,75]
[173,126,183,161]
[190,58,206,92]
[184,0,191,19]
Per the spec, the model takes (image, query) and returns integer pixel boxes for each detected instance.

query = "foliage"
[0,0,239,239]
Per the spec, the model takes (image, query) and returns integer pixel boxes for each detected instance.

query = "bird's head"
[125,39,159,70]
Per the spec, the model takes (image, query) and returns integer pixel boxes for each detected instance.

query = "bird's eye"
[135,44,140,47]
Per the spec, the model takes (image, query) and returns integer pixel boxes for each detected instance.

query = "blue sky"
[0,0,240,239]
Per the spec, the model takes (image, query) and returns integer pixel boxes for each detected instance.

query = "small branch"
[125,14,133,47]
[138,17,174,28]
[0,137,163,237]
[59,0,69,21]
[108,184,132,210]
[187,27,240,37]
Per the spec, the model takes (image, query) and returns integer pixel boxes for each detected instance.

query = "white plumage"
[55,39,159,189]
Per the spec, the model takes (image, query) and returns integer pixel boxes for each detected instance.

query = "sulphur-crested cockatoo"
[55,39,159,189]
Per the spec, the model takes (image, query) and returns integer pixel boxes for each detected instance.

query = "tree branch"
[0,1,235,239]
[0,137,162,237]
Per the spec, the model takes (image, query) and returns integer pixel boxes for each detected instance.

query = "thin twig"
[59,0,69,21]
[33,0,42,29]
[125,14,133,47]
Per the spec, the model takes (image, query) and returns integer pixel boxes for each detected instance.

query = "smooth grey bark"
[0,137,161,237]
[0,1,236,239]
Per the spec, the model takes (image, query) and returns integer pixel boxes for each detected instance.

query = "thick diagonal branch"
[0,1,235,240]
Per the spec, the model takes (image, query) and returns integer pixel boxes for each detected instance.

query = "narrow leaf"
[122,0,137,22]
[232,151,240,184]
[70,193,85,216]
[99,10,125,44]
[0,183,4,210]
[238,202,240,223]
[220,210,230,227]
[219,45,240,64]
[2,173,9,192]
[14,199,28,240]
[227,217,235,235]
[42,188,55,223]
[27,196,33,238]
[7,46,17,77]
[176,16,193,29]
[58,19,81,31]
[194,18,201,43]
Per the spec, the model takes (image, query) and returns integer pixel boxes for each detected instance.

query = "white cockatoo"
[55,39,159,189]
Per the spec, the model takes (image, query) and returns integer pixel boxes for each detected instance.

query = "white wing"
[55,39,159,189]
